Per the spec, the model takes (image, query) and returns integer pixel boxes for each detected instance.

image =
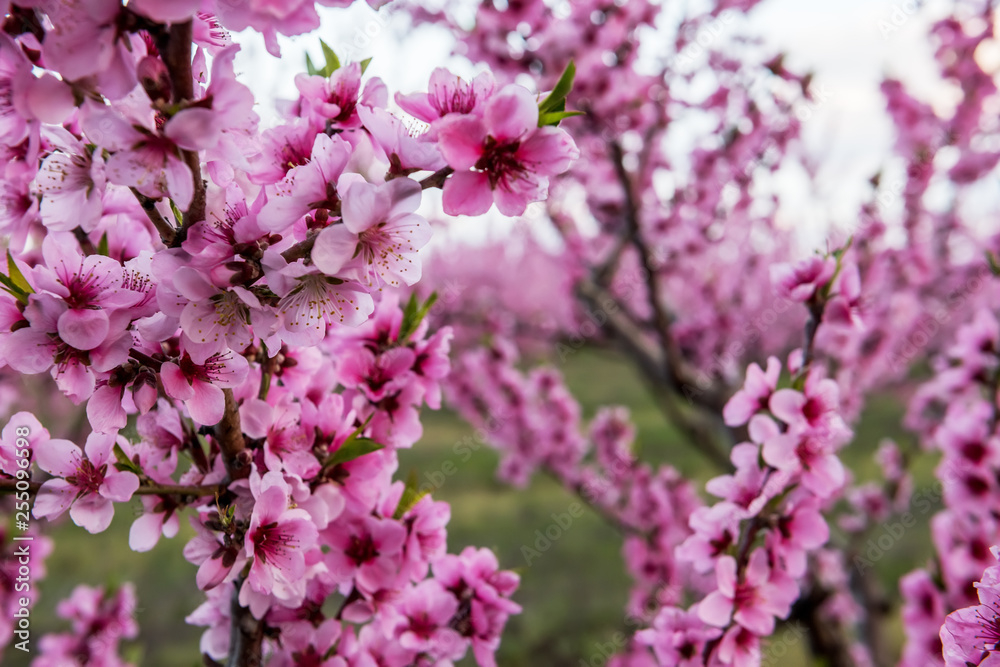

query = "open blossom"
[272,264,376,346]
[34,137,107,233]
[160,350,249,425]
[32,233,142,351]
[722,356,781,427]
[941,550,1000,666]
[257,130,351,234]
[396,68,497,128]
[635,606,722,667]
[385,580,464,659]
[312,177,431,287]
[293,62,364,130]
[240,471,319,617]
[32,432,140,534]
[437,84,579,216]
[697,549,798,637]
[770,256,836,302]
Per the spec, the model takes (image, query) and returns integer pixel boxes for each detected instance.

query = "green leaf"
[0,252,32,305]
[305,53,319,76]
[399,292,438,344]
[393,470,430,519]
[97,232,110,257]
[320,40,341,77]
[7,252,31,294]
[0,275,27,304]
[989,251,1000,276]
[112,443,142,475]
[359,57,373,74]
[538,110,585,127]
[538,60,576,115]
[326,438,384,466]
[169,199,184,226]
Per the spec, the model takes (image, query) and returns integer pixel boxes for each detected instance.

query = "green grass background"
[2,349,937,666]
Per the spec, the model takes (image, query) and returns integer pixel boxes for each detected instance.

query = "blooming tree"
[401,0,1000,666]
[0,1,582,665]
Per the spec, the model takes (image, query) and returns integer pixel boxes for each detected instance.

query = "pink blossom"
[941,561,1000,666]
[396,68,497,126]
[770,256,836,302]
[33,432,140,534]
[240,471,319,615]
[324,513,407,594]
[697,549,798,636]
[722,356,781,427]
[312,177,431,287]
[160,351,249,426]
[437,84,579,216]
[257,133,351,233]
[386,580,464,659]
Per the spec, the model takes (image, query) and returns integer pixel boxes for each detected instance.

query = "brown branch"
[0,479,221,497]
[163,20,206,238]
[575,278,731,470]
[215,388,250,481]
[789,575,855,667]
[281,231,320,264]
[227,578,264,667]
[73,227,98,255]
[419,166,454,190]
[130,187,176,246]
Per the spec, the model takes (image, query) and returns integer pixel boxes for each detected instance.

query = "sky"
[230,0,981,247]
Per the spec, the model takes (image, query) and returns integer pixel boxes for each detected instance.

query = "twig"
[215,388,249,481]
[162,20,206,238]
[281,231,320,264]
[0,479,221,496]
[575,279,731,470]
[419,166,453,190]
[226,578,264,667]
[130,188,176,246]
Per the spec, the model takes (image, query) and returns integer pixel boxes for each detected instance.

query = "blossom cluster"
[0,0,581,664]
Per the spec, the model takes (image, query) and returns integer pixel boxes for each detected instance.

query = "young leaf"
[306,52,319,76]
[112,444,142,475]
[538,60,577,115]
[7,251,31,294]
[393,470,430,520]
[97,232,110,257]
[326,438,385,466]
[320,39,341,77]
[398,292,438,343]
[360,57,373,74]
[539,110,585,127]
[989,250,1000,276]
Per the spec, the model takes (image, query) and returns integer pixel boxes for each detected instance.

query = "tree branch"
[215,388,250,481]
[0,479,221,496]
[130,187,176,246]
[419,166,453,190]
[226,578,263,667]
[163,20,206,239]
[575,278,731,470]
